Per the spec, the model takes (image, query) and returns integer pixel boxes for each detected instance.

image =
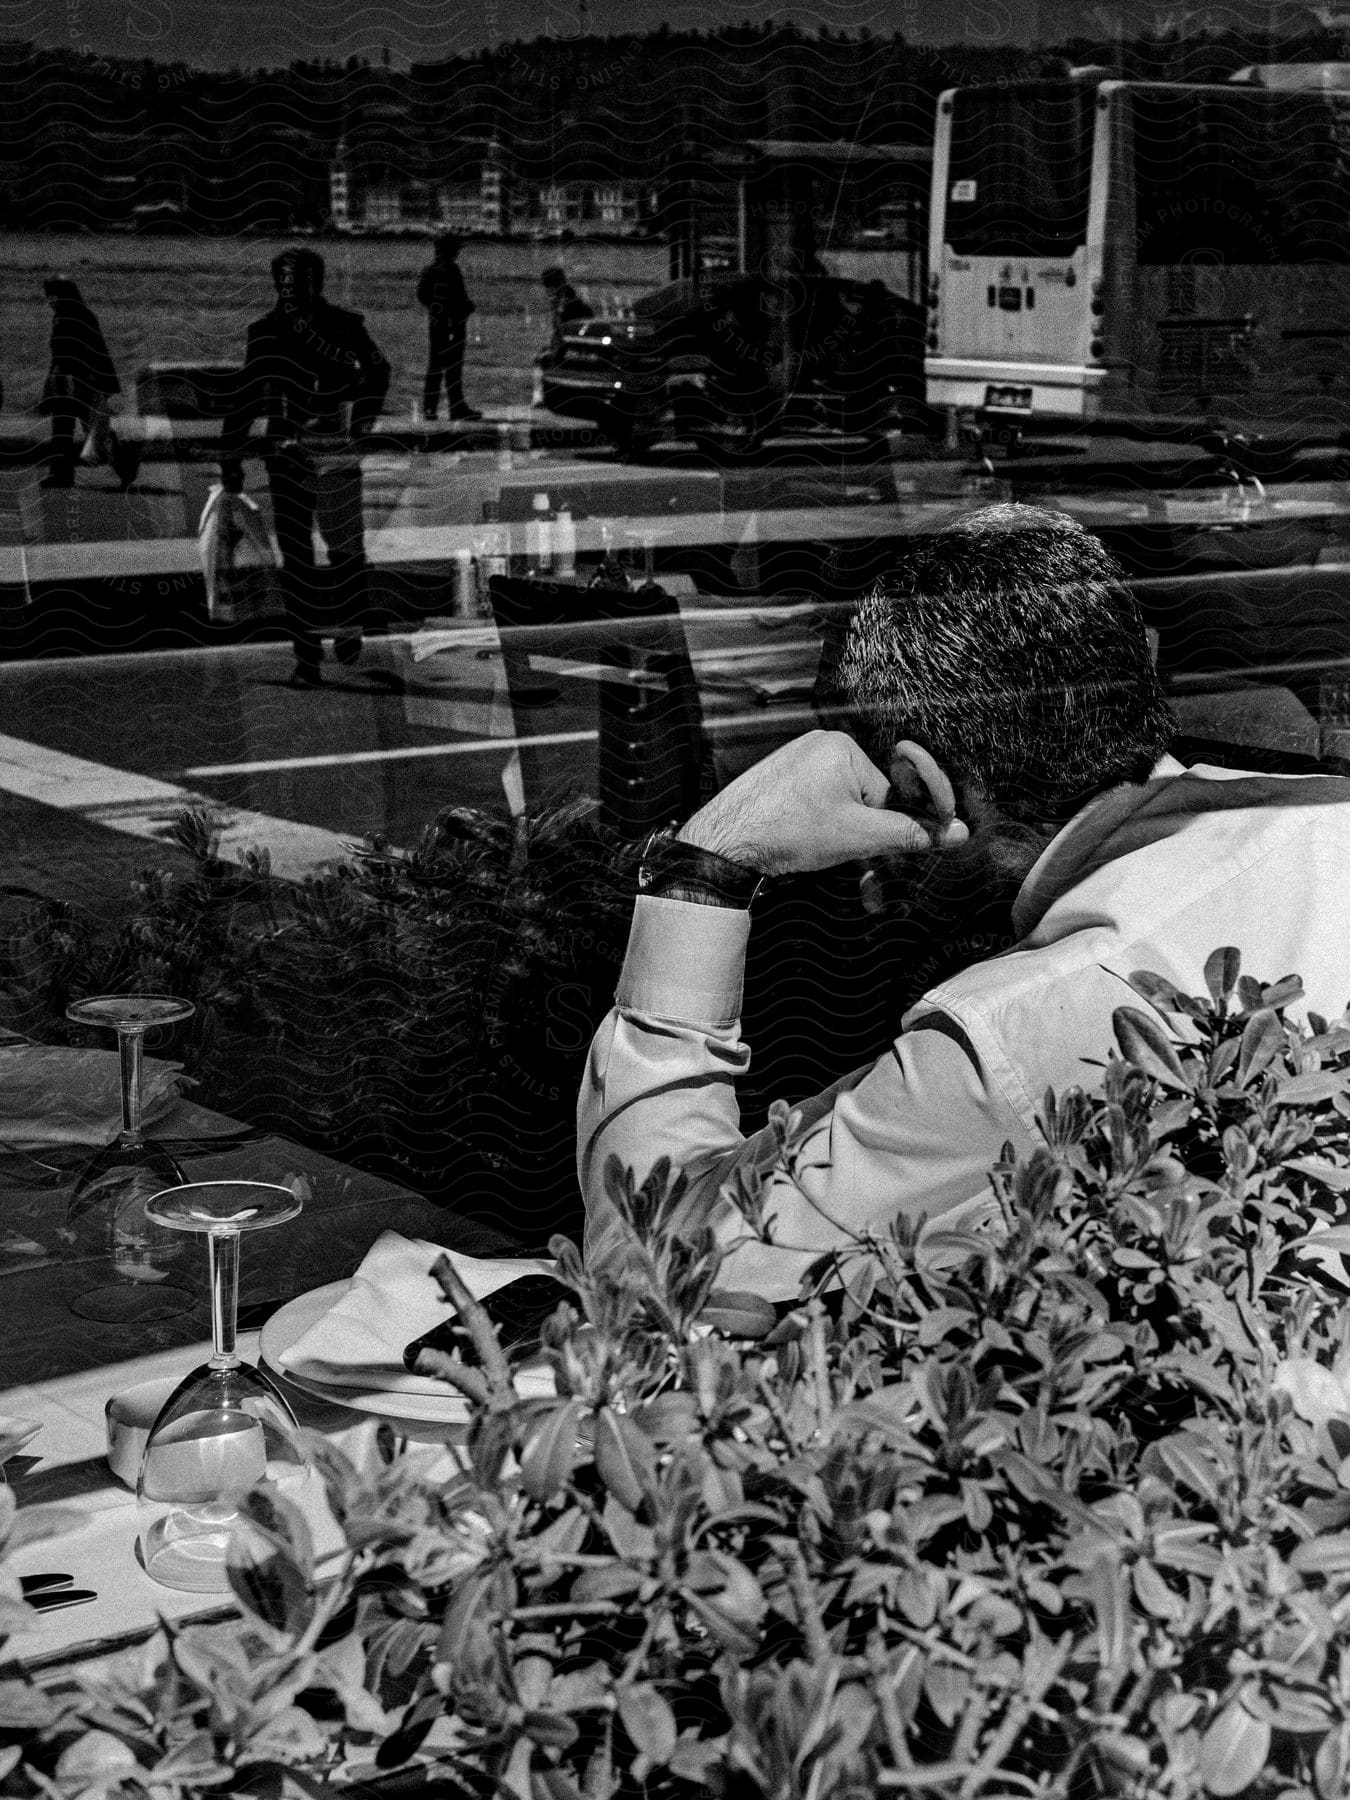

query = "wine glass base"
[67,1281,196,1325]
[139,1518,235,1593]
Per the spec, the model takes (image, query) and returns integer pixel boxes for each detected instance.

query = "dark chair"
[486,575,707,838]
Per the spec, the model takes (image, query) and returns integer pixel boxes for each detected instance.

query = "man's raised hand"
[676,730,968,876]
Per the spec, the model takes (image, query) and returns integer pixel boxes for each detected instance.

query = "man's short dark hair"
[830,503,1174,825]
[271,247,326,292]
[436,233,463,257]
[540,266,566,288]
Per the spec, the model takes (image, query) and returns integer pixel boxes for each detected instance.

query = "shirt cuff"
[616,895,751,1031]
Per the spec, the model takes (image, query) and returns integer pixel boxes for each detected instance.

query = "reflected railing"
[388,569,1348,846]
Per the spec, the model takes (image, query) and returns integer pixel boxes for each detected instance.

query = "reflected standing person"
[416,233,481,422]
[220,248,389,687]
[39,277,121,490]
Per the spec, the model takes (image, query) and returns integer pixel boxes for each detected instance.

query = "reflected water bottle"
[529,493,554,576]
[554,504,576,578]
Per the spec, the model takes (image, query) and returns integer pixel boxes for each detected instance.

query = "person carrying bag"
[39,278,122,490]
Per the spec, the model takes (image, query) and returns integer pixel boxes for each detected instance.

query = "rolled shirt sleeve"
[578,896,1036,1300]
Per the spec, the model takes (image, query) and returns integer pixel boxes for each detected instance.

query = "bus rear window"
[1133,90,1350,265]
[946,85,1095,258]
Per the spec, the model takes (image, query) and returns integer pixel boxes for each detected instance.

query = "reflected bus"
[924,68,1350,443]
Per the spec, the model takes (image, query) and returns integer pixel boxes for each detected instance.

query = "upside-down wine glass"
[137,1180,312,1593]
[64,994,196,1323]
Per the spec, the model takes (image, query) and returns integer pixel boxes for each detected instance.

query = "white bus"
[924,69,1350,438]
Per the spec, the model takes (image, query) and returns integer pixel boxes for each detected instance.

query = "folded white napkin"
[275,1231,558,1398]
[0,1416,40,1466]
[0,1047,184,1147]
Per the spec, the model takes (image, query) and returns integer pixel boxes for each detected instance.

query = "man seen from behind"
[579,504,1350,1295]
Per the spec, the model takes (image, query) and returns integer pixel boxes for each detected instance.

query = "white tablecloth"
[3,1335,452,1668]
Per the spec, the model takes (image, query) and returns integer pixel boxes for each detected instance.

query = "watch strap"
[637,829,769,910]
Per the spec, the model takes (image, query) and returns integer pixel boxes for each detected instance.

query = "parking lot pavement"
[0,784,199,934]
[0,636,604,891]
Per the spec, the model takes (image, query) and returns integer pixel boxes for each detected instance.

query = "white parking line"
[0,732,360,882]
[180,707,818,781]
[182,728,600,780]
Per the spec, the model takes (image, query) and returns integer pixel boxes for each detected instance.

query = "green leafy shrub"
[10,947,1350,1798]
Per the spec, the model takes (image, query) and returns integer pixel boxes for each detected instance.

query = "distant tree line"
[0,18,1342,234]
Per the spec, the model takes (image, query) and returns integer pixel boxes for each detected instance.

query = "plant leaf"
[1132,1559,1185,1623]
[1128,970,1193,1014]
[1204,947,1242,1008]
[1290,1533,1350,1576]
[1199,1698,1270,1796]
[1262,975,1304,1011]
[617,1684,678,1765]
[1288,1158,1350,1194]
[1112,1007,1190,1089]
[1274,1359,1350,1426]
[1277,1070,1350,1107]
[1236,1008,1284,1086]
[1154,1434,1222,1506]
[593,1407,655,1514]
[519,1399,584,1503]
[1089,1557,1130,1669]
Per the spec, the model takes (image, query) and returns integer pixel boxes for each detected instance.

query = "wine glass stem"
[207,1229,240,1368]
[119,1025,145,1143]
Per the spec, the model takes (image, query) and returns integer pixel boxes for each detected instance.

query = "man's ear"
[888,741,959,825]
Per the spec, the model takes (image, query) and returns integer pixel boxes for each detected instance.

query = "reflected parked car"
[540,272,927,454]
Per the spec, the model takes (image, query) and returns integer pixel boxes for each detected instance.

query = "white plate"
[260,1281,474,1426]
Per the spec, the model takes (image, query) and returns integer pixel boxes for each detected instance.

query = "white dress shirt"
[579,758,1350,1298]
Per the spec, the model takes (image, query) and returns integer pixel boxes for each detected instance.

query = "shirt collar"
[1010,754,1189,939]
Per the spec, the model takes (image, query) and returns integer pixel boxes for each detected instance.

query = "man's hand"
[676,730,968,876]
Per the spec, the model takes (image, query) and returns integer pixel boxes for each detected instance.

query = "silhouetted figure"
[416,233,480,422]
[539,266,593,367]
[38,278,120,490]
[220,248,390,686]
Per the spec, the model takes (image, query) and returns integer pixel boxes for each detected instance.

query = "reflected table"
[0,1094,524,1387]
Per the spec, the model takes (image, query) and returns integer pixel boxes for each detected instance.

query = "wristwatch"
[637,828,770,910]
